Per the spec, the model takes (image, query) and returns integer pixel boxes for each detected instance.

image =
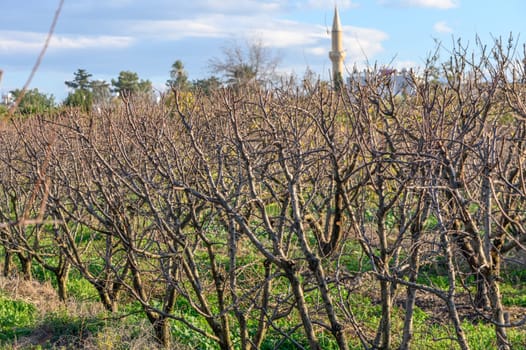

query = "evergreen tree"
[65,69,92,91]
[112,71,153,98]
[10,88,55,115]
[192,76,221,95]
[167,60,189,90]
[64,69,94,111]
[64,90,93,111]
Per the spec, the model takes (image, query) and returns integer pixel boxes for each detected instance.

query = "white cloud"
[247,21,327,48]
[381,0,458,9]
[407,0,458,9]
[129,15,387,63]
[202,0,282,12]
[0,31,133,53]
[129,18,227,40]
[306,46,328,56]
[130,16,321,47]
[251,28,321,48]
[344,26,388,62]
[433,21,453,33]
[305,0,358,9]
[67,0,283,16]
[50,36,134,50]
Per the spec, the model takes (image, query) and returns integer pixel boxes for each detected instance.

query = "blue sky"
[0,0,524,100]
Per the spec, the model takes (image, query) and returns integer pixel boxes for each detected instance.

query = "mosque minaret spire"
[329,6,346,88]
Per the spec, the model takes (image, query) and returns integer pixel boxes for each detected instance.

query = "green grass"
[170,315,218,349]
[418,274,450,290]
[67,275,100,301]
[0,296,37,341]
[502,266,526,285]
[502,293,526,307]
[0,292,152,349]
[1,238,525,349]
[31,262,55,284]
[500,282,526,307]
[38,309,105,346]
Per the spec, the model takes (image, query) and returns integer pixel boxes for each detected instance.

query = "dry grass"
[0,276,60,316]
[0,276,163,349]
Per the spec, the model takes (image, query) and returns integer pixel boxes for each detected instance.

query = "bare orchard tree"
[1,36,526,350]
[498,40,526,259]
[47,98,276,349]
[171,82,351,349]
[0,131,38,280]
[333,65,437,350]
[209,39,281,88]
[43,111,132,312]
[0,117,71,300]
[430,40,511,349]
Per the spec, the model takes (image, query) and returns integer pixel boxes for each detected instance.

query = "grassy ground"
[0,247,525,349]
[0,276,160,349]
[0,270,525,349]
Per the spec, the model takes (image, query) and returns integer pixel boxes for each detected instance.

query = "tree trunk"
[487,275,510,349]
[477,170,492,310]
[442,225,470,350]
[96,286,118,312]
[375,198,392,350]
[400,246,420,350]
[253,260,272,349]
[378,278,392,350]
[284,262,321,350]
[18,253,32,280]
[474,274,490,309]
[56,264,70,301]
[153,317,172,349]
[400,285,417,350]
[308,254,348,350]
[3,250,13,277]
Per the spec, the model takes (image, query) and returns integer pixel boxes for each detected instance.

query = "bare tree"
[0,117,72,300]
[1,36,526,350]
[209,39,281,88]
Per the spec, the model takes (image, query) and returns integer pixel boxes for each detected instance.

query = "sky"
[0,0,524,101]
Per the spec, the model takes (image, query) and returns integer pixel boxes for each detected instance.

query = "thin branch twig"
[7,0,65,117]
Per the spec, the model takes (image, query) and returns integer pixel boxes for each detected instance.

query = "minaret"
[329,6,346,88]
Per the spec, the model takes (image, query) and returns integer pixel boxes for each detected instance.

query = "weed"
[67,276,99,301]
[0,296,36,341]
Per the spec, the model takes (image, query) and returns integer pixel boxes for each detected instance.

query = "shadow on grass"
[1,308,104,349]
